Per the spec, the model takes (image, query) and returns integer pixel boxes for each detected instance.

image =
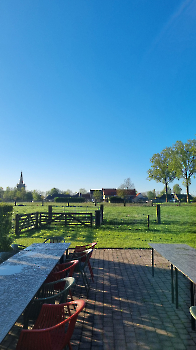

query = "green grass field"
[10,202,196,249]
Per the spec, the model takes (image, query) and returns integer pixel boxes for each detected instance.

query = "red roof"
[102,188,117,196]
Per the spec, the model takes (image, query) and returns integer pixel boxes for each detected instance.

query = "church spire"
[19,171,23,184]
[17,171,25,189]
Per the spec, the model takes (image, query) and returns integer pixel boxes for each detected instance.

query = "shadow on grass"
[13,225,97,246]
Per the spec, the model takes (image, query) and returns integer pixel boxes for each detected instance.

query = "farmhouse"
[90,188,137,202]
[102,188,117,201]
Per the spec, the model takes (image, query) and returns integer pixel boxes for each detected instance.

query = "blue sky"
[1,0,196,195]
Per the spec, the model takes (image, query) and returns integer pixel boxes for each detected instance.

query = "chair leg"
[88,261,94,282]
[68,341,72,350]
[80,269,90,296]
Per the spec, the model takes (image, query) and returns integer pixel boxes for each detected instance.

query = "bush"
[0,204,13,251]
[54,197,85,203]
[109,196,124,203]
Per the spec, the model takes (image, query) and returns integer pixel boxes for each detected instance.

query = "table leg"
[171,264,174,304]
[152,248,154,277]
[175,267,178,309]
[190,281,195,330]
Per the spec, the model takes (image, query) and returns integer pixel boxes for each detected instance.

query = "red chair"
[16,300,85,350]
[65,249,93,296]
[74,242,97,252]
[45,260,78,303]
[45,260,79,290]
[24,277,75,329]
[71,242,97,282]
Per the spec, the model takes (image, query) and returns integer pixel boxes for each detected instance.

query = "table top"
[149,243,196,284]
[0,243,70,343]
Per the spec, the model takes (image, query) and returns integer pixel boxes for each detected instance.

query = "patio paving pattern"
[1,248,196,349]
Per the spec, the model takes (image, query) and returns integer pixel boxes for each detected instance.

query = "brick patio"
[1,249,196,349]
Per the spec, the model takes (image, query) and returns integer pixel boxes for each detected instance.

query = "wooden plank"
[66,213,90,226]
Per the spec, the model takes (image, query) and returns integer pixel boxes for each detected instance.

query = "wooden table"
[0,243,70,343]
[149,243,196,329]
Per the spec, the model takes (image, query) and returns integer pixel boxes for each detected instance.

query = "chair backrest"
[190,306,196,320]
[74,242,97,252]
[39,276,75,302]
[74,248,93,261]
[43,236,65,243]
[11,244,26,252]
[24,277,75,329]
[16,300,85,350]
[45,260,78,289]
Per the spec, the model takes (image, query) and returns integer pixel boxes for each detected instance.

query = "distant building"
[132,193,148,203]
[17,172,25,189]
[90,188,137,202]
[102,188,117,201]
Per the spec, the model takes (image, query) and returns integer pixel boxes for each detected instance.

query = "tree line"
[0,187,86,203]
[147,139,196,202]
[0,187,44,203]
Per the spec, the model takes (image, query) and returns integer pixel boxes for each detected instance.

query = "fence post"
[95,210,100,227]
[65,213,67,226]
[90,213,92,227]
[156,205,161,224]
[100,204,104,223]
[15,214,19,235]
[35,212,38,229]
[147,215,150,228]
[48,205,52,223]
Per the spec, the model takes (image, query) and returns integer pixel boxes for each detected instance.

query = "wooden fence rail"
[15,212,93,235]
[14,205,104,235]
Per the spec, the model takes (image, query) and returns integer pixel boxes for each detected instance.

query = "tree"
[79,188,87,194]
[147,190,156,200]
[46,188,60,197]
[62,189,73,195]
[147,147,176,202]
[170,139,196,202]
[93,190,102,206]
[32,190,42,201]
[3,187,12,201]
[0,187,3,200]
[123,177,134,190]
[172,184,182,195]
[117,178,135,200]
[25,191,33,201]
[160,186,171,196]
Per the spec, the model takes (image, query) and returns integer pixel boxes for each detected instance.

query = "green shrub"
[109,196,124,203]
[0,204,13,251]
[55,197,85,203]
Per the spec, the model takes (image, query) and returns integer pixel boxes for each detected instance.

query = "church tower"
[17,171,25,189]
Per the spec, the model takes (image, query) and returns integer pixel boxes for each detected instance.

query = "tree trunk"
[186,183,189,203]
[165,181,168,203]
[186,173,189,203]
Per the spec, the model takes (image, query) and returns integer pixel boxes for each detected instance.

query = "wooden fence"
[14,206,103,235]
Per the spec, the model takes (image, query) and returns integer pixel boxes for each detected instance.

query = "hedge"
[54,197,86,203]
[109,196,124,203]
[0,203,13,251]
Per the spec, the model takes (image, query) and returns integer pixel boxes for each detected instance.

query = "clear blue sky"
[1,0,196,195]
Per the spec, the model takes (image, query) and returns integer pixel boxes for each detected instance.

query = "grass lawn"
[10,202,196,249]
